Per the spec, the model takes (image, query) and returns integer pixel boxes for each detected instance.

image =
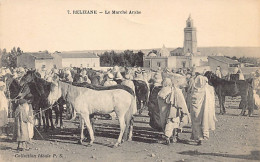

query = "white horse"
[47,81,137,147]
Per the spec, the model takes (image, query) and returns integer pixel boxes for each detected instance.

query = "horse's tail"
[132,95,137,115]
[123,95,136,141]
[124,95,137,126]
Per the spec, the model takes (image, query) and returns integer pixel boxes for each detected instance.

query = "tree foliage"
[227,55,260,67]
[0,47,23,68]
[100,50,144,67]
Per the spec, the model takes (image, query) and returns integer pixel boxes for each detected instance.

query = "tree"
[99,50,145,67]
[1,47,23,68]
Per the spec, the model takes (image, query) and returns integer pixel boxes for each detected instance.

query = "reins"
[32,102,57,117]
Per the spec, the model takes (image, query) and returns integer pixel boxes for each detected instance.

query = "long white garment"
[190,75,217,141]
[0,91,8,127]
[24,103,34,139]
[252,76,260,108]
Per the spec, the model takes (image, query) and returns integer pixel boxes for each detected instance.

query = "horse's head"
[20,70,36,86]
[47,81,62,105]
[204,71,215,80]
[204,71,218,86]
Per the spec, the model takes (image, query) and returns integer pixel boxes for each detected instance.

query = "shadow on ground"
[31,121,165,145]
[178,150,260,161]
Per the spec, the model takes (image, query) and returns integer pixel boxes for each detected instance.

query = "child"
[14,99,33,151]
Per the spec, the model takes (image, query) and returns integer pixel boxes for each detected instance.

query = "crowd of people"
[0,64,259,150]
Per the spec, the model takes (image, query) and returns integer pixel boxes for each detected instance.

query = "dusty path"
[0,108,260,162]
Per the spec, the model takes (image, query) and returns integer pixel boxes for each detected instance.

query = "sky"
[0,0,260,52]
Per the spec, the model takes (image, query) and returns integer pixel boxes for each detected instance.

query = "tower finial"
[189,14,191,19]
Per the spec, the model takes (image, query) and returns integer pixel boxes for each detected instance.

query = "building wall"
[145,57,167,70]
[175,56,191,69]
[17,54,35,69]
[191,56,208,67]
[143,59,151,68]
[208,57,229,73]
[194,66,211,73]
[35,59,54,71]
[167,57,177,69]
[51,53,62,69]
[62,58,100,68]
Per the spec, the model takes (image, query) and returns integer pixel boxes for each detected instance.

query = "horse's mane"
[23,71,53,97]
[60,81,135,96]
[205,71,235,85]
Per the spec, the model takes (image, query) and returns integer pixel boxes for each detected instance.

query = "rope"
[33,102,57,117]
[34,125,45,140]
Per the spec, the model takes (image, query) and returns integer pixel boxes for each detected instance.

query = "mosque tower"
[183,14,197,55]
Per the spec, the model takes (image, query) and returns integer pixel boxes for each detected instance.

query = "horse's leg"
[81,113,95,145]
[54,109,58,128]
[90,114,95,134]
[37,110,41,129]
[45,111,50,131]
[248,88,254,117]
[218,94,223,114]
[114,115,126,147]
[53,105,58,128]
[239,95,247,116]
[78,115,85,145]
[49,109,54,130]
[42,110,46,131]
[222,96,226,114]
[137,99,142,115]
[60,105,64,129]
[122,115,130,142]
[128,117,134,141]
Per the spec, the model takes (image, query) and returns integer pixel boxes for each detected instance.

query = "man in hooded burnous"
[157,78,190,145]
[189,75,217,145]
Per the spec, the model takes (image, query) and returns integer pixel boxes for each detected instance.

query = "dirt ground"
[0,106,260,162]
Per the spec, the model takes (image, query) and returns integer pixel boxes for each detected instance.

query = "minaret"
[183,14,197,55]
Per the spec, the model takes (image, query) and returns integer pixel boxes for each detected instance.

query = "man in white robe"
[190,75,217,145]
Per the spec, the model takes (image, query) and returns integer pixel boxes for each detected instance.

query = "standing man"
[14,99,33,151]
[190,75,217,145]
[215,66,222,78]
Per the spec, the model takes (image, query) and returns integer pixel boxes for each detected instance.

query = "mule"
[204,71,253,116]
[47,81,137,147]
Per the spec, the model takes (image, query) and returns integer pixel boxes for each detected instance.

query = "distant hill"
[61,47,260,58]
[198,47,260,57]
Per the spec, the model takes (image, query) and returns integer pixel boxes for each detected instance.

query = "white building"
[54,52,100,68]
[17,52,54,70]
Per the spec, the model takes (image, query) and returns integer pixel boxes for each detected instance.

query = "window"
[187,22,191,27]
[157,62,161,67]
[93,63,95,67]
